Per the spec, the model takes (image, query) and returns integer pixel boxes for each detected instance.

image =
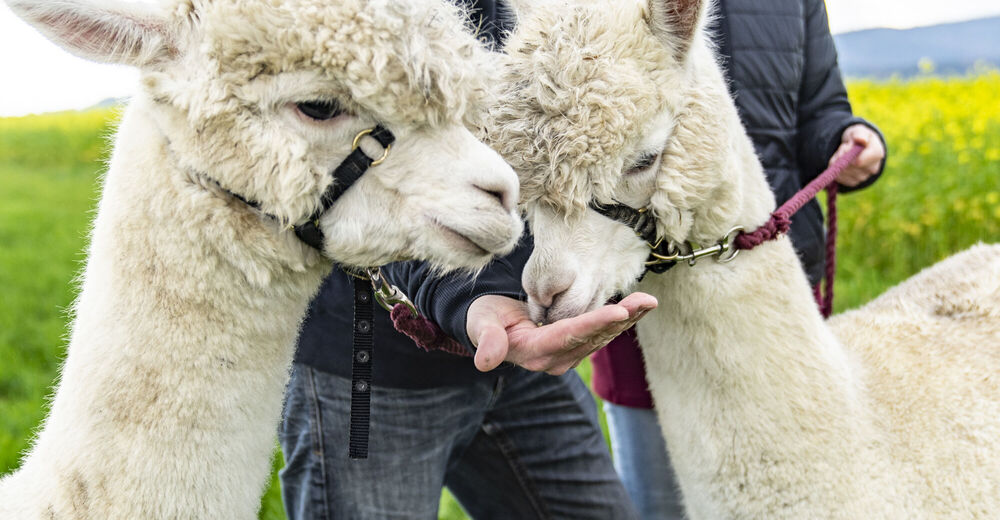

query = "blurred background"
[1,1,998,519]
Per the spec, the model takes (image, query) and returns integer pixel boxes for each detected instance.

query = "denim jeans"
[280,363,638,520]
[603,402,686,519]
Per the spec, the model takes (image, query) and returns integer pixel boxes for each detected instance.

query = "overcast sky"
[3,0,1000,117]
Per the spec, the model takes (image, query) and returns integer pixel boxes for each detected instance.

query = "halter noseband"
[589,201,741,275]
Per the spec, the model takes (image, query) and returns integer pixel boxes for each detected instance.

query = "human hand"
[830,124,885,187]
[466,293,657,375]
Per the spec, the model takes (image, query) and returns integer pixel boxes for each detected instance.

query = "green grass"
[1,74,997,519]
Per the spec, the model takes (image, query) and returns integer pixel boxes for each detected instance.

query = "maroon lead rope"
[735,142,864,318]
[393,143,866,351]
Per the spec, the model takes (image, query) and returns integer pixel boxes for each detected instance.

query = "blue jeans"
[604,402,686,519]
[280,363,638,519]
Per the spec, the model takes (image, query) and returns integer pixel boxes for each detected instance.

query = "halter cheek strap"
[217,124,394,253]
[293,126,394,250]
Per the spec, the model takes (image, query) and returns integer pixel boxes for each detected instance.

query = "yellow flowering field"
[833,72,1000,310]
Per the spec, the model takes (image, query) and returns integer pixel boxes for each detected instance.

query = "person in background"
[279,2,654,518]
[592,0,888,517]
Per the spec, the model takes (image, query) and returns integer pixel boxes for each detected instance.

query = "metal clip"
[644,226,743,267]
[365,267,418,316]
[716,227,743,263]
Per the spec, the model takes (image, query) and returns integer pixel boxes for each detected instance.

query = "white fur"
[0,0,522,517]
[496,0,1000,518]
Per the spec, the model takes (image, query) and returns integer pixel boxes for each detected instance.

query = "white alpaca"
[490,0,1000,518]
[0,0,523,518]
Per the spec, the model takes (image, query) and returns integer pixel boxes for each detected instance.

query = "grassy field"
[1,73,997,519]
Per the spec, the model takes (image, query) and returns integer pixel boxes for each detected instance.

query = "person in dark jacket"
[591,0,888,518]
[278,1,654,518]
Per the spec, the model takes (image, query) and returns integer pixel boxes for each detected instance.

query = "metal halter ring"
[716,226,744,263]
[352,127,392,167]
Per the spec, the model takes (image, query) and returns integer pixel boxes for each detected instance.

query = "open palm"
[467,293,657,374]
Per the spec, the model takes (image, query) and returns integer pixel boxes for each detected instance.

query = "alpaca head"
[490,0,765,321]
[9,0,524,271]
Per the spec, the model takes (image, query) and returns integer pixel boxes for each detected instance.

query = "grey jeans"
[279,363,638,520]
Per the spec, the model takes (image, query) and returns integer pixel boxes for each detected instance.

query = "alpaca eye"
[296,100,343,121]
[626,152,658,175]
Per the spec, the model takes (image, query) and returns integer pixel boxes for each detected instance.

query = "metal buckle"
[365,267,418,316]
[644,226,743,267]
[352,128,392,166]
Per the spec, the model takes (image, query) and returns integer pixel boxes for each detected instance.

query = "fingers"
[540,303,656,375]
[616,292,658,317]
[831,125,884,180]
[844,124,870,147]
[498,293,660,375]
[539,304,629,348]
[828,141,853,167]
[835,166,870,187]
[855,141,885,174]
[473,323,510,372]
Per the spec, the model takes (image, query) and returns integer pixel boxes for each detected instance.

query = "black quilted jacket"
[711,0,886,283]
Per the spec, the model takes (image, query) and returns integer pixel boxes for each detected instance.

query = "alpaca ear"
[646,0,705,62]
[6,0,177,67]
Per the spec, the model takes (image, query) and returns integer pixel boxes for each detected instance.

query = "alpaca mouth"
[528,287,604,324]
[428,217,492,256]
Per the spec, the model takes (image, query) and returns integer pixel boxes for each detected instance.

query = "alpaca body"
[827,243,1000,518]
[0,99,329,519]
[495,0,1000,517]
[1,0,523,516]
[634,235,1000,518]
[637,238,1000,519]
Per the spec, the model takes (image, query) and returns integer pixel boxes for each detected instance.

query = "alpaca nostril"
[535,288,567,311]
[474,184,514,212]
[535,291,569,325]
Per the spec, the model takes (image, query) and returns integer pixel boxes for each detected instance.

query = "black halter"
[221,125,395,460]
[293,126,395,250]
[589,202,677,274]
[226,125,395,253]
[590,201,743,276]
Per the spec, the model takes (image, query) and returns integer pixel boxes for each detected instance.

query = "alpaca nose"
[474,180,516,213]
[526,270,576,323]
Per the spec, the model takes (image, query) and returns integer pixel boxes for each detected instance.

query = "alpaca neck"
[638,236,901,518]
[9,98,329,519]
[636,109,900,517]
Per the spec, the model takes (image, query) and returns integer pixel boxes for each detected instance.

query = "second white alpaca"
[491,0,1000,518]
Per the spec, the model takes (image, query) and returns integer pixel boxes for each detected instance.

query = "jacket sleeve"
[796,0,886,192]
[379,231,533,352]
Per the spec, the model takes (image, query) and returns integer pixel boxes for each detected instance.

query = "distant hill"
[90,97,127,109]
[834,16,1000,78]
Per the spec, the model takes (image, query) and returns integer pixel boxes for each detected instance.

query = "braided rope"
[735,142,863,318]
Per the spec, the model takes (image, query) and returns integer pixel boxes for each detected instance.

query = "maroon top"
[590,327,654,409]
